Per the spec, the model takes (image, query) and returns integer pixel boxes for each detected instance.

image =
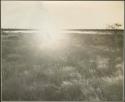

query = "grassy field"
[1,29,123,101]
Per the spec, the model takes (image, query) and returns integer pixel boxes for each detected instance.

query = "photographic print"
[1,1,124,101]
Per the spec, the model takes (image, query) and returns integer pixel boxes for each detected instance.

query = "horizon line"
[1,28,124,31]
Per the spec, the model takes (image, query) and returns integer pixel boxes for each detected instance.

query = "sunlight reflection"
[31,28,68,51]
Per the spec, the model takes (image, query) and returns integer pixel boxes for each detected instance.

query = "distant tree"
[106,23,122,29]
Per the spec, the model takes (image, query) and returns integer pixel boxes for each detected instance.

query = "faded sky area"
[1,1,124,29]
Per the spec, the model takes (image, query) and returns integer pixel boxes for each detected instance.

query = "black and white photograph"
[1,1,124,101]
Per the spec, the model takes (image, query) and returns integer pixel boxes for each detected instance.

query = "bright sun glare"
[31,26,66,51]
[28,10,66,51]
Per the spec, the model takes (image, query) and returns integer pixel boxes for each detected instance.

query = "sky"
[1,1,124,29]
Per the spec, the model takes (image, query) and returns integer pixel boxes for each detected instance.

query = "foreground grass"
[1,30,123,101]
